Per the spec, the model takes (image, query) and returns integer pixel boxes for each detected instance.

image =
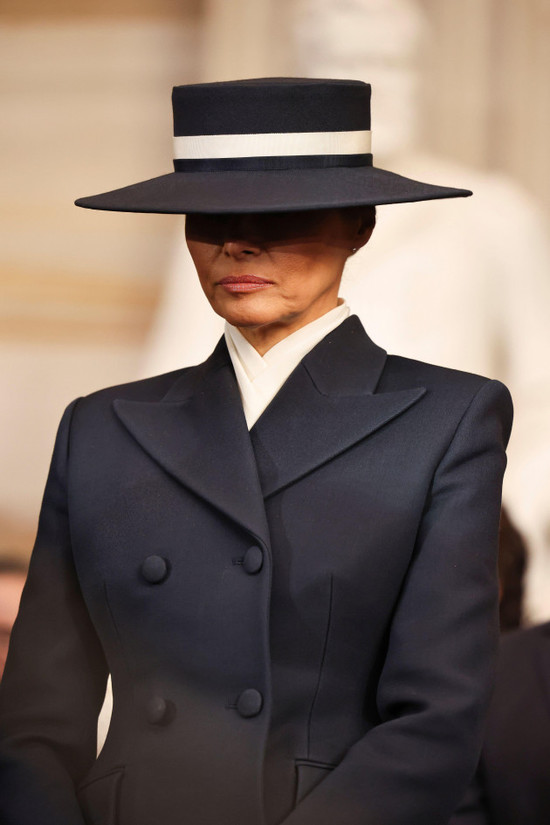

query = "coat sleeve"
[0,399,109,825]
[279,379,513,825]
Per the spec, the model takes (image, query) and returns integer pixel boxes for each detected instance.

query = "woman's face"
[185,209,372,351]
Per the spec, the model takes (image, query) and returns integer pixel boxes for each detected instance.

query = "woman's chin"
[212,296,285,330]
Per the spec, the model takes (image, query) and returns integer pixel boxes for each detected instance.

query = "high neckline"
[224,301,350,428]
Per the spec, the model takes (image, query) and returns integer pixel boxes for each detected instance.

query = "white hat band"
[173,130,372,160]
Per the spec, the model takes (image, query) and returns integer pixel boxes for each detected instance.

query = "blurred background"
[2,0,550,622]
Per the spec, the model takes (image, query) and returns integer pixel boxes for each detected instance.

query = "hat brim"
[75,165,471,214]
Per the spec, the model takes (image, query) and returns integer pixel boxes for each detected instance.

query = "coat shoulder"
[73,337,227,413]
[382,353,498,395]
[379,354,513,435]
[82,366,195,404]
[65,363,207,436]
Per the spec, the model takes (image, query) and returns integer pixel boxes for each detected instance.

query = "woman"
[0,78,512,825]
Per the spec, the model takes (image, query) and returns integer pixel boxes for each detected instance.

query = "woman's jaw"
[185,209,373,355]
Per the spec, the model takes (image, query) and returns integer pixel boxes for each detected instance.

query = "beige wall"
[422,0,550,211]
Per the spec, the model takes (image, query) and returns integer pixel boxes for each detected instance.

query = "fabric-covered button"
[236,688,263,718]
[146,695,171,725]
[243,546,263,575]
[140,555,169,584]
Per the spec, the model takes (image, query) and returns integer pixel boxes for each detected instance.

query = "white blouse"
[224,301,350,429]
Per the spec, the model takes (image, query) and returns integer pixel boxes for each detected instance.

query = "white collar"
[225,301,350,428]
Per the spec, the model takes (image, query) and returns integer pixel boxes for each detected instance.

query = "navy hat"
[75,77,471,214]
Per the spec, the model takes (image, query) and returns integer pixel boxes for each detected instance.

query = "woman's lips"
[217,275,274,293]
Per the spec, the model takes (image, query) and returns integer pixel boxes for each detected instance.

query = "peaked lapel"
[113,340,270,546]
[250,316,425,498]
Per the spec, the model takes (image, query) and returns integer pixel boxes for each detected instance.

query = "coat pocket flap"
[77,767,124,825]
[295,759,335,806]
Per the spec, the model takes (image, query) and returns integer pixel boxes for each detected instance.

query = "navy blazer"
[0,317,512,825]
[450,621,550,824]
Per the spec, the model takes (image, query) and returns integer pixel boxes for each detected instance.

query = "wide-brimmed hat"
[75,77,471,214]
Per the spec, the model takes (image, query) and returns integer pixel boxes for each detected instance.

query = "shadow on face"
[185,206,376,249]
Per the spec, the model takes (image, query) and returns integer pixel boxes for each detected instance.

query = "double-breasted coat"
[0,316,512,825]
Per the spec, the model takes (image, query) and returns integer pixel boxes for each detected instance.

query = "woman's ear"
[346,205,376,255]
[349,221,375,255]
[354,221,374,252]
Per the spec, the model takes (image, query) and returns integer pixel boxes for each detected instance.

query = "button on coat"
[140,555,169,583]
[236,688,263,718]
[243,546,263,574]
[146,696,172,725]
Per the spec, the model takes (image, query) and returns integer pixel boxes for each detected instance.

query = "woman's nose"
[221,216,263,258]
[222,238,262,258]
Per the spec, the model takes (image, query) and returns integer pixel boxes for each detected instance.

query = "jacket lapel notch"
[114,341,270,546]
[250,317,426,498]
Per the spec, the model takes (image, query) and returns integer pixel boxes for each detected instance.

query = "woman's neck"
[236,297,344,356]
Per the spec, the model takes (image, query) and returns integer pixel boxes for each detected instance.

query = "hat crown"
[75,76,472,214]
[172,77,371,137]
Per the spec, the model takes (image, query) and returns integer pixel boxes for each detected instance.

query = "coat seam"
[306,573,334,759]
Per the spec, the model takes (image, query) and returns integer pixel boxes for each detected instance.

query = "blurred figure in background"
[498,507,527,632]
[141,0,550,622]
[451,512,550,825]
[0,557,27,680]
